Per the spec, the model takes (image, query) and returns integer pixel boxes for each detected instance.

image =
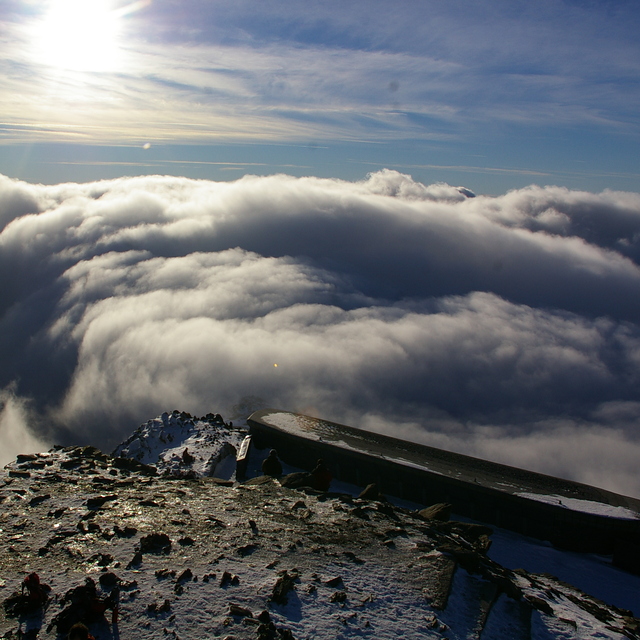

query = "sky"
[1,1,640,498]
[0,0,639,193]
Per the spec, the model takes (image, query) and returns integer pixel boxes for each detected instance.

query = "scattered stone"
[357,484,385,501]
[28,494,51,507]
[228,603,253,618]
[324,576,343,588]
[86,494,118,510]
[178,536,195,546]
[384,527,407,538]
[147,599,171,615]
[89,552,114,567]
[342,551,364,564]
[279,472,313,490]
[155,569,177,580]
[60,460,81,470]
[77,521,101,534]
[236,544,258,557]
[330,591,347,603]
[127,550,143,569]
[437,542,481,573]
[177,569,193,584]
[8,470,30,479]
[418,503,452,522]
[99,572,120,588]
[114,525,137,538]
[112,457,158,476]
[139,499,161,507]
[271,571,297,605]
[140,533,172,554]
[220,571,240,587]
[16,454,38,463]
[526,595,554,616]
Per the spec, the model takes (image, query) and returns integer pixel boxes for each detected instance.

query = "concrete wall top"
[248,408,640,522]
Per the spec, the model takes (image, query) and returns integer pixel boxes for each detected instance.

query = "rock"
[228,603,253,618]
[418,503,452,522]
[8,470,30,479]
[155,569,177,579]
[357,483,385,501]
[113,525,137,538]
[324,576,343,588]
[279,472,313,489]
[330,590,347,603]
[60,460,81,470]
[437,542,481,573]
[138,499,161,507]
[236,544,258,557]
[73,446,109,462]
[86,494,118,510]
[127,550,143,569]
[220,571,240,587]
[182,448,195,465]
[140,533,172,554]
[243,475,276,486]
[112,457,158,476]
[271,571,297,605]
[178,536,195,546]
[525,595,554,616]
[342,551,364,564]
[99,572,120,588]
[176,569,193,584]
[16,454,38,463]
[147,599,171,615]
[89,552,114,567]
[28,494,51,507]
[439,521,493,542]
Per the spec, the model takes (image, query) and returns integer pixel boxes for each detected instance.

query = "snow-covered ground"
[2,411,639,640]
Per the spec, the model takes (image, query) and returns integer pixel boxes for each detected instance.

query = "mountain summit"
[1,412,639,639]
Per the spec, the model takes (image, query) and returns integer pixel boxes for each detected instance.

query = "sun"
[32,0,124,73]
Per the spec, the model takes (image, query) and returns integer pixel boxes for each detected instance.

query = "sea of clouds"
[2,169,640,496]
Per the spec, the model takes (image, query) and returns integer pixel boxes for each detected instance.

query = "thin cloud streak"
[2,170,640,496]
[1,1,639,147]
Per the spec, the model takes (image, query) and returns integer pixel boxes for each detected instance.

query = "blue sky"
[1,0,639,193]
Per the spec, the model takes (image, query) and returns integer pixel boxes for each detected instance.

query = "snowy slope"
[112,410,246,479]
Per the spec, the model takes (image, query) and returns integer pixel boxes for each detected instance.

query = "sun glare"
[33,0,124,72]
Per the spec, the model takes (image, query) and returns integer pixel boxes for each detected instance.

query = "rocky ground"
[1,421,639,639]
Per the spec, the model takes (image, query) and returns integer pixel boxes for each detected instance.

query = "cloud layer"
[2,170,640,495]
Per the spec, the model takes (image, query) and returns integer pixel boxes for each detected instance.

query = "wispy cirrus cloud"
[1,0,639,148]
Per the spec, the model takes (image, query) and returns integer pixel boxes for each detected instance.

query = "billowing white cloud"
[0,386,49,467]
[2,169,640,495]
